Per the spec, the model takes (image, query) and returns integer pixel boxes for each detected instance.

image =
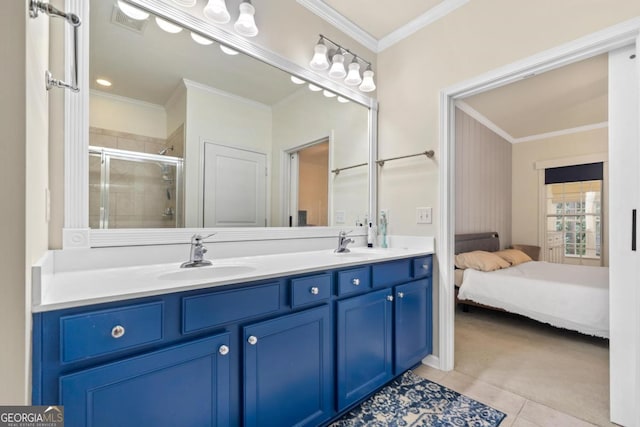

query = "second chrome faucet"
[334,231,354,253]
[181,233,216,268]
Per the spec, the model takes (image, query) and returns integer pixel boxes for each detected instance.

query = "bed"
[454,232,609,338]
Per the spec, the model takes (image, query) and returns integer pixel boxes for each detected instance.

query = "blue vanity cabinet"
[336,288,393,411]
[243,305,333,427]
[394,278,433,374]
[59,333,231,427]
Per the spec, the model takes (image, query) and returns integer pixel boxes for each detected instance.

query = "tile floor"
[413,365,599,427]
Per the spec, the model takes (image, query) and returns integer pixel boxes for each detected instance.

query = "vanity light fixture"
[191,32,213,45]
[323,90,336,98]
[155,17,183,33]
[308,83,322,92]
[220,45,239,55]
[337,96,350,103]
[309,34,375,93]
[290,76,306,85]
[203,0,230,24]
[117,0,149,20]
[96,78,112,87]
[234,0,258,37]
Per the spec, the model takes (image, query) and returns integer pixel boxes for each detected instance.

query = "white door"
[203,143,267,227]
[608,44,639,426]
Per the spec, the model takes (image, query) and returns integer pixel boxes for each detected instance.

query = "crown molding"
[455,101,515,143]
[296,0,379,52]
[378,0,470,51]
[182,78,272,111]
[513,121,609,143]
[90,89,166,111]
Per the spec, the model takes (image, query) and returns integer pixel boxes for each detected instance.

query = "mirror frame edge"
[62,0,378,248]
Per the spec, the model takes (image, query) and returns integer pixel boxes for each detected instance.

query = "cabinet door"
[394,278,432,374]
[60,333,230,427]
[244,305,332,427]
[337,288,393,411]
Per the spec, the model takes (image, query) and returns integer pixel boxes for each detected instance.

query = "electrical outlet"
[416,207,432,224]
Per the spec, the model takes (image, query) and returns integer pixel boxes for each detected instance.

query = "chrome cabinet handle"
[310,287,319,295]
[247,336,258,345]
[422,264,429,270]
[398,292,405,299]
[352,278,360,286]
[219,345,230,356]
[386,295,394,302]
[111,325,125,339]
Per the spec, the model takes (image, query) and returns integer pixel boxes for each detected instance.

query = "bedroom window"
[544,162,603,264]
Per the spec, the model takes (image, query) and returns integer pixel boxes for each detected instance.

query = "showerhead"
[158,145,174,155]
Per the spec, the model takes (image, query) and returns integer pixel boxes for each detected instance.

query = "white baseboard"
[421,354,442,370]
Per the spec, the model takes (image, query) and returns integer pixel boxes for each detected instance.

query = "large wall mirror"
[80,0,375,236]
[63,0,376,247]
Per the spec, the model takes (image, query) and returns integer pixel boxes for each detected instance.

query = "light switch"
[416,207,432,224]
[335,210,346,224]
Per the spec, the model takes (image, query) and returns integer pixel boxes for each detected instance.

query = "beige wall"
[511,127,608,247]
[1,1,49,404]
[455,109,512,249]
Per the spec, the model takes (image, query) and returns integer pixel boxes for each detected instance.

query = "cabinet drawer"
[337,266,371,296]
[60,302,164,363]
[371,259,412,288]
[413,256,433,278]
[290,274,331,308]
[182,283,281,334]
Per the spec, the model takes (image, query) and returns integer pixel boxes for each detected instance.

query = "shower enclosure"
[89,146,183,229]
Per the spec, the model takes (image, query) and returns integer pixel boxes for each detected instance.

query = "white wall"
[271,89,369,227]
[455,109,512,249]
[1,1,49,404]
[89,91,167,140]
[183,81,272,227]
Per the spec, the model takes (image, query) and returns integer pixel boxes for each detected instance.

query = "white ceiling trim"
[455,101,515,143]
[512,121,609,143]
[182,78,272,111]
[378,0,470,51]
[90,89,166,111]
[296,0,379,52]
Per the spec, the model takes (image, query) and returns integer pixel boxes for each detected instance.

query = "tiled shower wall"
[89,126,185,229]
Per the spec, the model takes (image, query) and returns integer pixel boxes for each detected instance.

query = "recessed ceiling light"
[117,1,149,20]
[96,78,112,87]
[191,32,213,45]
[155,17,183,34]
[337,96,349,103]
[308,84,322,92]
[290,76,305,85]
[323,90,336,98]
[220,45,239,56]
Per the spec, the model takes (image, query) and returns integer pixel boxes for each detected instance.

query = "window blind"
[544,162,603,185]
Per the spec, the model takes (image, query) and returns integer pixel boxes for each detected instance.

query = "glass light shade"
[323,90,336,98]
[337,96,350,103]
[171,0,197,6]
[344,62,362,86]
[308,84,322,92]
[117,1,149,20]
[309,43,329,70]
[203,0,230,24]
[359,69,376,92]
[290,76,305,85]
[220,45,239,56]
[96,78,112,87]
[155,17,183,34]
[234,2,259,37]
[328,53,346,79]
[191,32,213,45]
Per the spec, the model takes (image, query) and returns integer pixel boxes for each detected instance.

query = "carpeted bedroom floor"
[447,306,612,426]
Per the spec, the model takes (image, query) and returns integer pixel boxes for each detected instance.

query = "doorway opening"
[288,138,330,227]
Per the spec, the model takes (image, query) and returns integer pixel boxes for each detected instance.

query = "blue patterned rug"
[331,370,506,427]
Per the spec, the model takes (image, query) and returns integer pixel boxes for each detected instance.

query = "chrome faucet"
[334,231,354,253]
[181,233,215,268]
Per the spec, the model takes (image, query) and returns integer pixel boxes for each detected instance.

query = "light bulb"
[96,78,112,87]
[337,96,349,103]
[171,0,196,6]
[344,62,362,86]
[191,32,213,45]
[328,53,346,79]
[117,1,149,20]
[234,1,258,37]
[359,69,376,92]
[308,84,322,92]
[155,17,182,34]
[290,76,305,85]
[220,45,239,56]
[309,43,329,71]
[323,90,336,98]
[203,0,230,24]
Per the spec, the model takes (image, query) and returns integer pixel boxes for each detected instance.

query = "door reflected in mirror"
[88,0,370,229]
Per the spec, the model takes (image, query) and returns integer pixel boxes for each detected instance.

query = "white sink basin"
[159,264,256,281]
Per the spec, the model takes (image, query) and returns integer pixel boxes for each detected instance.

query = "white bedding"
[457,261,609,338]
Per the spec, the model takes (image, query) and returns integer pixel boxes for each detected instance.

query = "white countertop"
[33,243,434,313]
